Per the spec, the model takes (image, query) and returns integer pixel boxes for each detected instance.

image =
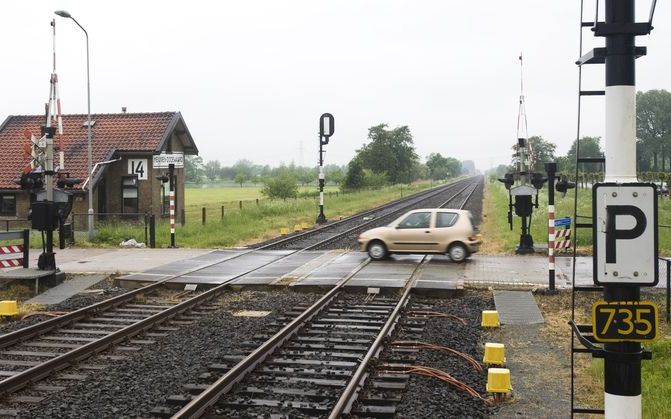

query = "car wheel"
[368,241,388,261]
[448,243,468,263]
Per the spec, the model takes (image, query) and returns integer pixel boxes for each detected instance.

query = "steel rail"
[0,244,322,396]
[328,181,480,416]
[171,259,371,419]
[261,177,476,250]
[310,178,480,251]
[0,180,467,347]
[328,257,426,418]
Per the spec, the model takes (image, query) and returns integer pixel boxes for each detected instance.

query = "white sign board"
[153,153,184,169]
[593,183,658,286]
[128,159,148,180]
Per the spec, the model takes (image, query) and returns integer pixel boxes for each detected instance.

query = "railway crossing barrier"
[0,230,29,269]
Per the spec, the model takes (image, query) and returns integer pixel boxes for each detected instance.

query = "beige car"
[357,208,481,262]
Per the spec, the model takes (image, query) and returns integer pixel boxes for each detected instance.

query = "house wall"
[0,191,31,229]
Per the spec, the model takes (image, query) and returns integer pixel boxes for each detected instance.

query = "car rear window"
[436,212,458,228]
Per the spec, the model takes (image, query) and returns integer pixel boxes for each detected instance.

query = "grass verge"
[482,179,671,255]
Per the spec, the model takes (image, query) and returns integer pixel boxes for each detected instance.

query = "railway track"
[155,177,482,418]
[0,175,483,416]
[263,175,483,250]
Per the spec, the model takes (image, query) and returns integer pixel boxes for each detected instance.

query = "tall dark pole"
[602,1,641,416]
[316,113,334,224]
[546,162,557,291]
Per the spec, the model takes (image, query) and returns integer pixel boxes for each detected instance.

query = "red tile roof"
[0,112,190,190]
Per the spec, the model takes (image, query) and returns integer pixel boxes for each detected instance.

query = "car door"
[434,211,459,251]
[389,211,436,252]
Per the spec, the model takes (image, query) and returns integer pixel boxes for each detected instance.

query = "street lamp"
[55,10,94,241]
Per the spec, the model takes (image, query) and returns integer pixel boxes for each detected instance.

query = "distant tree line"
[486,89,671,189]
[187,122,471,199]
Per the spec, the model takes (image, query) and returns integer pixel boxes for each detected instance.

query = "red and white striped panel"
[555,229,571,239]
[0,245,24,268]
[555,239,571,250]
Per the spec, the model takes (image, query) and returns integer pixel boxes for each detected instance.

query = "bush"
[261,174,299,200]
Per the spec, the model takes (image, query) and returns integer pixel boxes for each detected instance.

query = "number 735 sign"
[592,301,658,342]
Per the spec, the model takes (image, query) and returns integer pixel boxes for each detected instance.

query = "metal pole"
[169,164,176,248]
[546,162,557,291]
[602,1,641,417]
[65,16,93,241]
[666,259,670,322]
[316,137,327,224]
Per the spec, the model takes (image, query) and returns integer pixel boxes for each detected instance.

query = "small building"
[0,111,198,227]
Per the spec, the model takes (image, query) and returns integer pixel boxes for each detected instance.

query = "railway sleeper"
[219,397,333,412]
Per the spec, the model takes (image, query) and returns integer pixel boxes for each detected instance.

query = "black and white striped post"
[545,162,557,291]
[599,1,652,416]
[316,113,334,225]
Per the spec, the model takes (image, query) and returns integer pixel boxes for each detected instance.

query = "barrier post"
[202,207,206,225]
[149,215,156,249]
[22,229,29,268]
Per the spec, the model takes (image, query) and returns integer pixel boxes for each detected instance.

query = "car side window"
[436,212,458,228]
[398,212,431,229]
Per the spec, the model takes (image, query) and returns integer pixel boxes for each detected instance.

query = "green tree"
[445,157,463,178]
[234,172,247,187]
[356,124,419,184]
[565,136,603,173]
[325,166,345,185]
[637,90,671,171]
[343,157,365,190]
[261,174,298,200]
[204,160,221,181]
[527,136,557,172]
[426,153,450,180]
[184,155,204,183]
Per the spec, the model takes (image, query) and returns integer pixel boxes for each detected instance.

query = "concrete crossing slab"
[25,274,107,305]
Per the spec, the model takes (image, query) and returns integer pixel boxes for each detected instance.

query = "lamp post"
[55,10,94,241]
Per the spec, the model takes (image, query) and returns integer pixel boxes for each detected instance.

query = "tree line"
[487,89,671,185]
[187,123,470,199]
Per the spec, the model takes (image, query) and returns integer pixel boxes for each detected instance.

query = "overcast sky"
[3,1,670,172]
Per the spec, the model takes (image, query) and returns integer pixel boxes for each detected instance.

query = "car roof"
[408,208,469,214]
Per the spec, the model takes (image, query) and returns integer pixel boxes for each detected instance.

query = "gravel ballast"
[14,289,322,418]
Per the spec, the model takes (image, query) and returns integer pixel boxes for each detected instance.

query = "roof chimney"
[121,107,127,113]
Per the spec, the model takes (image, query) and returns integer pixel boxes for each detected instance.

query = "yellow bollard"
[0,301,18,317]
[301,222,310,229]
[486,368,512,394]
[481,310,500,327]
[483,343,506,366]
[294,224,302,232]
[280,228,290,235]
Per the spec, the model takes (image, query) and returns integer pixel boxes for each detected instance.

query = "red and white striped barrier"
[0,245,24,268]
[554,229,571,250]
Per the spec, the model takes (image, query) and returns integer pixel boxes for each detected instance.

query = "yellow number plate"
[592,301,659,342]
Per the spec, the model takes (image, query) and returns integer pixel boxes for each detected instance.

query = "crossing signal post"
[545,162,575,291]
[316,113,334,224]
[580,1,658,417]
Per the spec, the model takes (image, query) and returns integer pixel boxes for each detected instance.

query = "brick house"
[0,112,198,227]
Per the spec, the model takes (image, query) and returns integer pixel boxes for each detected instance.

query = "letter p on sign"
[593,183,658,286]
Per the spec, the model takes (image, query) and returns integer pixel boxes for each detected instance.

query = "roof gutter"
[82,157,121,190]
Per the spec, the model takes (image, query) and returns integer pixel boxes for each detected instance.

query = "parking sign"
[593,183,658,286]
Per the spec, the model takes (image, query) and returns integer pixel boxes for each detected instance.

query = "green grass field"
[82,182,438,248]
[481,180,671,255]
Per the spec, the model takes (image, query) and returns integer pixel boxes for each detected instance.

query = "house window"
[121,176,139,214]
[0,194,16,216]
